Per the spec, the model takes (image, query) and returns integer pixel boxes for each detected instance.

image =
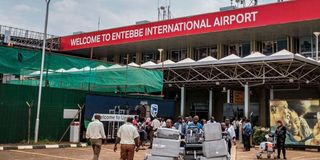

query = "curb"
[0,143,87,151]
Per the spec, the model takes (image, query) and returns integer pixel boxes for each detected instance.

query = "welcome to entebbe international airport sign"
[59,0,320,51]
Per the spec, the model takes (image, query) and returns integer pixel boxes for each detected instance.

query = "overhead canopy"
[143,50,320,88]
[1,46,163,93]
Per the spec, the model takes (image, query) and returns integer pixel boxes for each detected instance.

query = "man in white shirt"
[114,117,140,160]
[207,116,217,124]
[225,119,236,154]
[86,115,106,160]
[149,117,161,149]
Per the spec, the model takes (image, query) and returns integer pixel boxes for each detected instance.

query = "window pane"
[277,40,287,51]
[262,41,274,55]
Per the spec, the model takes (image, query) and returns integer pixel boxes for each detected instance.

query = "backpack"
[244,125,252,136]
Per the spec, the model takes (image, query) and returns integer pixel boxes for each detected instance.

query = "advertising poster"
[270,100,320,146]
[84,94,175,121]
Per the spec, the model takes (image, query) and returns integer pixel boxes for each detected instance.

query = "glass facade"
[142,52,159,63]
[194,46,218,60]
[262,41,275,55]
[299,36,313,57]
[224,43,250,57]
[168,49,187,62]
[110,35,320,63]
[119,53,136,64]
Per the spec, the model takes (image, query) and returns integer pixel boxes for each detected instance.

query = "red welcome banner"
[59,0,320,51]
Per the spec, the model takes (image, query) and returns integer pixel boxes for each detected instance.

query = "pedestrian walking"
[221,122,232,154]
[242,118,252,151]
[164,118,174,129]
[86,115,106,160]
[173,116,187,139]
[233,117,240,140]
[201,119,207,126]
[132,115,139,128]
[225,119,236,154]
[114,117,140,160]
[138,118,147,147]
[149,117,161,149]
[187,115,203,130]
[275,120,287,159]
[207,116,217,124]
[144,118,152,144]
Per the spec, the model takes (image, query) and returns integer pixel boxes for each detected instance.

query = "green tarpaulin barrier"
[0,46,112,75]
[1,46,163,93]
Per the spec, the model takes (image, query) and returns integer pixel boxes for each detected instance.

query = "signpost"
[91,114,135,122]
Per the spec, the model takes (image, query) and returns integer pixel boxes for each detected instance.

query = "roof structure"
[142,50,320,88]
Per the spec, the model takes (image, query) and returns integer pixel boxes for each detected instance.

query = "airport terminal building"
[1,0,320,127]
[56,0,320,126]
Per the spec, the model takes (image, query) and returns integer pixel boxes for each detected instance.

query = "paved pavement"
[0,143,319,160]
[0,144,148,160]
[236,144,320,160]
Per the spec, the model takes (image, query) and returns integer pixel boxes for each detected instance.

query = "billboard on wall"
[270,100,320,146]
[84,94,175,121]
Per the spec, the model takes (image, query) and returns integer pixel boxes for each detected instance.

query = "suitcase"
[145,154,176,160]
[157,128,180,140]
[197,156,228,160]
[151,138,181,157]
[203,123,222,141]
[202,139,228,158]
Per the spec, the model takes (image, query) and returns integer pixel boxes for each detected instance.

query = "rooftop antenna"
[158,0,172,21]
[234,0,258,7]
[98,16,101,31]
[168,0,171,19]
[157,0,160,21]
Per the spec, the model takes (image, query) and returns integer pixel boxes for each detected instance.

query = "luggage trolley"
[184,127,204,160]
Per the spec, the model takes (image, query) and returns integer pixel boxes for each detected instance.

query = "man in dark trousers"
[114,117,140,160]
[86,115,106,160]
[275,120,287,159]
[242,118,252,151]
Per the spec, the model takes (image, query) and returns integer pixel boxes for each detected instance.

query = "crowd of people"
[86,114,277,160]
[131,116,253,157]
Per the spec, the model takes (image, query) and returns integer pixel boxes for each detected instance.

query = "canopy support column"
[227,89,231,103]
[209,89,213,119]
[244,83,250,118]
[270,88,274,100]
[180,86,185,116]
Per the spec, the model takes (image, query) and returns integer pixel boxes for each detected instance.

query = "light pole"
[158,48,164,96]
[314,32,320,61]
[34,0,51,143]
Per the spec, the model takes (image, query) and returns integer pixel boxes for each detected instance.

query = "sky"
[0,0,275,36]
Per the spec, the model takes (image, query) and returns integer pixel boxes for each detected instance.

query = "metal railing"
[0,24,60,51]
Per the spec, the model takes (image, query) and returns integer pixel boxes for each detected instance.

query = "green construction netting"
[0,46,112,75]
[1,46,163,93]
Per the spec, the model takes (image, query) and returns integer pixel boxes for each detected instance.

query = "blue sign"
[150,104,158,117]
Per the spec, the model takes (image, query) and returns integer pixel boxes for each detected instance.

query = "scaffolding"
[0,25,59,51]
